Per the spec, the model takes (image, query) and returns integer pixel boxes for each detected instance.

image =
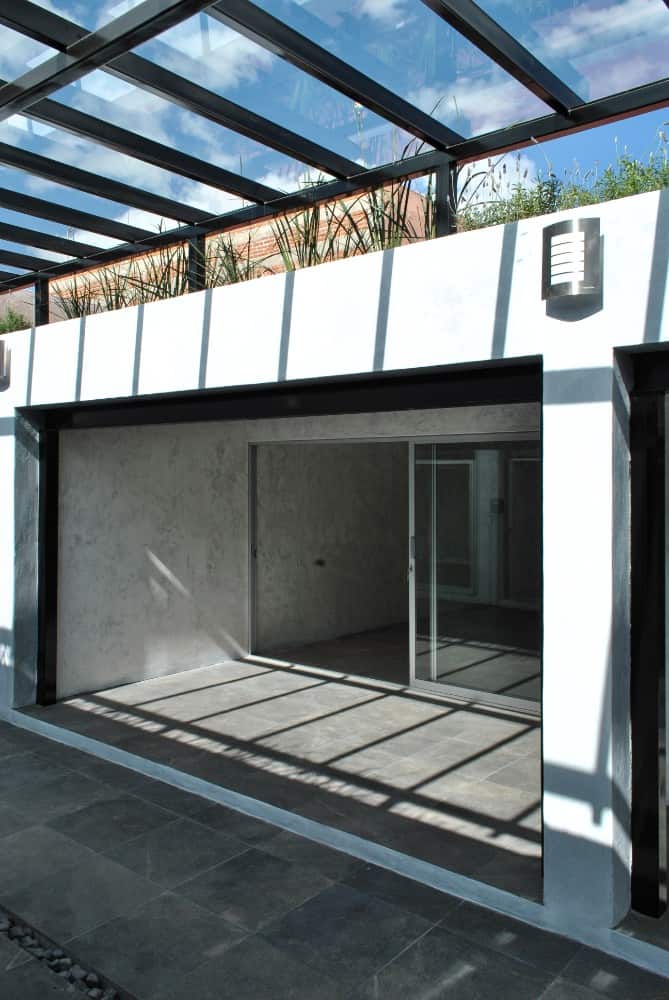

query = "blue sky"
[0,0,667,265]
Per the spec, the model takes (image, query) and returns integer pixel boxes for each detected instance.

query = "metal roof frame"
[0,0,665,296]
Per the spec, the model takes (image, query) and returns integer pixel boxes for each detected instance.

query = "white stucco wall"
[255,441,409,651]
[1,187,668,938]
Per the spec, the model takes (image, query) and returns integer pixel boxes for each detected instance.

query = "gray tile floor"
[27,653,542,900]
[1,720,668,1000]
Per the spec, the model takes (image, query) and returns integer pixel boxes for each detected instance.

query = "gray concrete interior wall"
[57,402,538,699]
[255,442,408,651]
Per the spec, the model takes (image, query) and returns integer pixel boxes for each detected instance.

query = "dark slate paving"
[0,804,33,840]
[348,924,553,1000]
[102,816,248,888]
[440,900,580,975]
[262,883,432,988]
[46,792,176,852]
[1,723,669,1000]
[0,752,72,793]
[560,945,669,999]
[0,826,97,896]
[154,934,345,1000]
[343,863,460,922]
[177,847,332,931]
[190,801,283,845]
[3,851,163,942]
[539,980,621,1000]
[70,891,247,1000]
[260,830,364,880]
[2,771,115,823]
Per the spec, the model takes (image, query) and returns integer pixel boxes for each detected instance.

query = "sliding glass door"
[410,440,541,710]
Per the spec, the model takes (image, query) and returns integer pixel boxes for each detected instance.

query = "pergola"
[0,0,667,320]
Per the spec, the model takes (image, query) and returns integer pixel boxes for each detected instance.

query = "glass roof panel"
[0,204,121,251]
[0,239,71,265]
[26,0,145,31]
[250,0,549,137]
[0,165,176,238]
[0,113,247,219]
[0,25,57,80]
[54,69,326,194]
[134,12,426,169]
[476,0,669,102]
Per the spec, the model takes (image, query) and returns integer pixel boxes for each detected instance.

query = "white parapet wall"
[1,188,668,942]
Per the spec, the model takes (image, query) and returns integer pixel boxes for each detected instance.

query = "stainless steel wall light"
[542,217,601,303]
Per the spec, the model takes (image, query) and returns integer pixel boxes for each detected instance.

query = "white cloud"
[358,0,407,25]
[408,77,544,138]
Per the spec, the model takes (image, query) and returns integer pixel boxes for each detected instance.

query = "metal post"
[434,160,458,238]
[630,390,667,916]
[187,235,206,292]
[34,277,49,326]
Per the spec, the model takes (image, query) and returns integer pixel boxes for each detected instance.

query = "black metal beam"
[208,0,464,151]
[0,0,220,122]
[35,276,49,326]
[0,269,23,284]
[0,3,83,49]
[0,142,210,224]
[418,0,583,114]
[435,161,457,237]
[630,390,667,917]
[0,187,153,243]
[36,427,58,706]
[12,89,283,205]
[0,248,57,272]
[0,222,98,258]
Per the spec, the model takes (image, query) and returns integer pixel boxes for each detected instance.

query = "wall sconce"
[542,217,602,304]
[0,341,9,392]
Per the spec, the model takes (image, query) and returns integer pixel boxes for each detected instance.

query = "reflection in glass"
[253,0,548,137]
[476,0,668,101]
[26,0,145,31]
[135,12,429,169]
[0,111,227,219]
[0,165,171,242]
[56,69,319,196]
[414,442,541,705]
[0,25,56,80]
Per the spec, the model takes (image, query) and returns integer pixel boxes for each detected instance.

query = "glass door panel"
[411,440,541,708]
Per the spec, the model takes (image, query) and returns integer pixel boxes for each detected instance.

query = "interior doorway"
[250,433,540,713]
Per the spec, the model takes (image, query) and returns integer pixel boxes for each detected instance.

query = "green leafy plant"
[0,306,30,332]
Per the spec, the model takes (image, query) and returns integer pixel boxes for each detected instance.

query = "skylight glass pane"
[0,25,56,79]
[27,0,144,31]
[0,113,244,221]
[55,69,324,195]
[135,12,427,170]
[0,203,120,251]
[0,239,71,265]
[252,0,549,137]
[476,0,669,101]
[0,165,174,237]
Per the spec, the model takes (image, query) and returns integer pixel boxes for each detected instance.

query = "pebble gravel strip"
[0,905,135,999]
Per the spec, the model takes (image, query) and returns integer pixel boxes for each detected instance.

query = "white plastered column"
[541,358,631,927]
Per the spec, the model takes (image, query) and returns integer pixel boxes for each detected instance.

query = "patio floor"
[0,720,668,999]
[26,656,542,899]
